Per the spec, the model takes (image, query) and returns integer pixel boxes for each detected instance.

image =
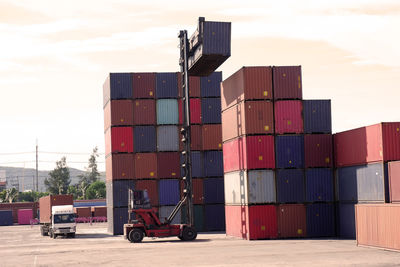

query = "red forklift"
[123,17,231,243]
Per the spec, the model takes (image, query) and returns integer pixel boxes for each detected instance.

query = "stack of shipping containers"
[104,72,225,235]
[222,66,335,240]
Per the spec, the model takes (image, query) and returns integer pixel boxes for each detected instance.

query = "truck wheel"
[182,226,197,241]
[68,233,76,238]
[40,226,45,236]
[128,229,144,243]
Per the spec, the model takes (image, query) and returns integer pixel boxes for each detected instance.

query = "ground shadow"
[138,238,212,244]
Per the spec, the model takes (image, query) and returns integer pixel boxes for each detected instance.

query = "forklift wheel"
[181,226,197,241]
[129,229,144,243]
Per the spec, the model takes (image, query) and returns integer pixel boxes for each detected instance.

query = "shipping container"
[181,205,205,232]
[336,163,387,203]
[92,207,107,217]
[188,19,231,76]
[356,204,400,251]
[225,205,278,240]
[133,99,156,125]
[103,73,133,106]
[177,75,201,98]
[17,209,33,225]
[303,100,332,133]
[220,66,273,111]
[180,178,204,204]
[108,127,134,155]
[222,101,274,142]
[304,134,333,168]
[204,151,223,177]
[204,178,224,204]
[107,206,130,235]
[134,126,156,152]
[39,195,73,223]
[276,169,305,203]
[306,203,335,237]
[106,180,135,208]
[105,153,134,181]
[337,203,356,239]
[159,205,181,225]
[156,99,179,125]
[134,153,157,178]
[180,124,202,151]
[156,72,178,99]
[204,204,225,231]
[0,210,13,226]
[382,122,400,161]
[305,169,334,202]
[135,180,158,206]
[200,72,222,97]
[202,124,222,150]
[157,125,179,152]
[201,98,221,124]
[76,207,92,218]
[104,100,133,131]
[159,179,180,205]
[157,152,180,178]
[180,151,203,178]
[388,161,400,202]
[223,136,275,172]
[0,202,39,223]
[132,72,155,99]
[273,66,302,100]
[275,135,304,169]
[179,98,202,124]
[277,204,307,238]
[74,199,106,208]
[274,100,303,134]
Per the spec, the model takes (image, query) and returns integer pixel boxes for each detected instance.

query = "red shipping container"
[103,100,133,131]
[382,122,400,161]
[178,98,202,125]
[225,205,278,240]
[135,180,159,206]
[273,66,302,100]
[202,124,222,150]
[76,207,92,218]
[223,136,275,172]
[277,204,307,238]
[222,101,274,142]
[133,99,156,125]
[389,161,400,203]
[274,100,303,134]
[105,154,134,181]
[17,209,33,225]
[178,74,201,98]
[304,134,333,168]
[39,195,73,223]
[133,72,156,99]
[157,152,180,178]
[134,153,157,178]
[109,127,134,154]
[92,207,107,217]
[180,178,204,204]
[221,66,273,111]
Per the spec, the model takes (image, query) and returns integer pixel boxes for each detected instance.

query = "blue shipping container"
[204,151,223,177]
[156,99,179,125]
[181,151,203,177]
[159,179,180,205]
[109,73,133,100]
[303,100,332,133]
[205,204,225,231]
[200,72,222,97]
[204,178,224,204]
[106,180,135,207]
[0,210,13,226]
[305,169,334,202]
[156,72,178,99]
[306,203,335,237]
[107,207,135,235]
[134,126,156,152]
[337,203,356,239]
[157,125,179,152]
[275,135,304,168]
[201,98,221,124]
[276,169,305,203]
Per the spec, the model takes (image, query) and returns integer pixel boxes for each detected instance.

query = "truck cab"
[49,205,76,238]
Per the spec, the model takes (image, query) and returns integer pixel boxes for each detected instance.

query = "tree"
[44,157,71,195]
[5,188,18,203]
[86,181,106,199]
[78,147,100,199]
[67,185,79,200]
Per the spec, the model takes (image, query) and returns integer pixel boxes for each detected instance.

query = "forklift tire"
[181,226,197,241]
[129,229,144,243]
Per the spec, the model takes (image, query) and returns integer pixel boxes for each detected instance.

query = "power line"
[39,151,105,155]
[0,152,35,155]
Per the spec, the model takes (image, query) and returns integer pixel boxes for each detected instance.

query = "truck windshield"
[54,214,75,224]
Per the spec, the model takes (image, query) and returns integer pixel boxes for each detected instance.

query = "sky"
[0,0,399,172]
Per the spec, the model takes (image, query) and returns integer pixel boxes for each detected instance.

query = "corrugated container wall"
[306,203,335,237]
[157,125,179,152]
[109,127,134,155]
[189,98,202,124]
[134,153,157,178]
[277,204,307,238]
[104,100,133,131]
[181,205,205,231]
[180,152,203,178]
[382,122,400,161]
[181,179,204,204]
[156,72,178,99]
[337,203,356,239]
[106,180,135,207]
[303,100,332,133]
[305,169,334,202]
[177,74,201,98]
[276,169,305,203]
[204,178,224,204]
[132,73,155,99]
[133,99,156,125]
[388,161,400,202]
[135,180,159,206]
[107,207,129,235]
[205,204,225,231]
[274,100,303,134]
[273,66,302,100]
[103,73,133,105]
[204,151,224,177]
[157,152,180,178]
[156,99,178,125]
[134,126,156,152]
[200,72,222,97]
[275,135,304,169]
[105,154,134,181]
[202,124,222,150]
[201,98,221,124]
[304,134,333,168]
[0,210,13,226]
[17,209,33,225]
[159,179,180,205]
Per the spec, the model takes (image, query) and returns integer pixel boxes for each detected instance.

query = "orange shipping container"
[105,154,134,181]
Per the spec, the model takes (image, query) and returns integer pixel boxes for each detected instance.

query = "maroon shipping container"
[178,98,202,125]
[0,202,39,223]
[274,100,303,134]
[222,101,274,142]
[104,100,133,131]
[225,205,278,240]
[334,122,400,167]
[389,161,400,203]
[181,179,204,204]
[277,204,307,238]
[105,127,133,155]
[157,152,180,178]
[273,66,302,100]
[221,67,273,111]
[39,195,73,224]
[92,206,107,217]
[202,124,222,150]
[135,180,159,206]
[304,134,333,168]
[133,72,156,99]
[76,207,91,218]
[178,74,201,98]
[223,135,275,172]
[133,99,156,125]
[134,153,157,178]
[179,125,202,151]
[105,154,134,181]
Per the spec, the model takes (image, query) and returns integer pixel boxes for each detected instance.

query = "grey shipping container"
[159,206,181,225]
[106,180,135,208]
[157,125,179,151]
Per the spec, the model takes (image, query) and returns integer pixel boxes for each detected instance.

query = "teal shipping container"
[156,99,179,125]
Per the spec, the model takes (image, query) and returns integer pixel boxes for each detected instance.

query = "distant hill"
[0,166,105,192]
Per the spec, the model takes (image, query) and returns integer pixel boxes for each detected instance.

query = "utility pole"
[36,139,38,192]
